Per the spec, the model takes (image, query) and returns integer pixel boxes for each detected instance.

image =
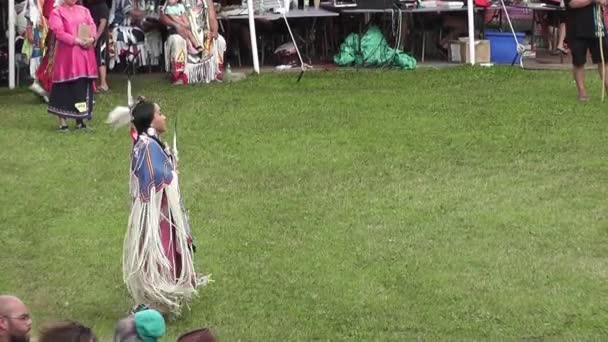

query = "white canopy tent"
[247,0,260,74]
[5,0,474,87]
[244,1,478,71]
[467,0,476,65]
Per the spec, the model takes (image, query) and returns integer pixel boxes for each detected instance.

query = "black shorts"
[95,33,108,67]
[569,36,608,66]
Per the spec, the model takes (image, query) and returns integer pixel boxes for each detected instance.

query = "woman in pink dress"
[47,0,98,132]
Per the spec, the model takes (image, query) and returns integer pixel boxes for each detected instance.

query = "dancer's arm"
[206,0,219,39]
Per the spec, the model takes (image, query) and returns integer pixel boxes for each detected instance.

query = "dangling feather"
[106,106,132,128]
[106,78,135,128]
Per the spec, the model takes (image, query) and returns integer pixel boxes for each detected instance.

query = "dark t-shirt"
[565,0,605,38]
[86,1,110,29]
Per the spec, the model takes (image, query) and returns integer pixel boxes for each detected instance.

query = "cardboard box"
[449,38,491,64]
[449,41,462,63]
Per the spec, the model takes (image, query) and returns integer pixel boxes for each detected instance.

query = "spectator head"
[113,309,165,342]
[38,321,96,342]
[0,295,32,342]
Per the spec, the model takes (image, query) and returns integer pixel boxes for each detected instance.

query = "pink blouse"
[48,4,98,83]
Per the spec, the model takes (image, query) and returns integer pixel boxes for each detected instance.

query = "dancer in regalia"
[107,93,210,316]
[26,0,55,102]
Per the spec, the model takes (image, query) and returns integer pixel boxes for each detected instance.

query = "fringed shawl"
[123,135,209,315]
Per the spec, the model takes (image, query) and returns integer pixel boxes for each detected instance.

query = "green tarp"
[334,26,417,70]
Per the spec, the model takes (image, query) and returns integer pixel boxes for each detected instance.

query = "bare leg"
[557,22,566,51]
[57,116,67,128]
[177,16,191,30]
[185,36,195,52]
[573,65,587,100]
[98,65,108,90]
[547,25,556,51]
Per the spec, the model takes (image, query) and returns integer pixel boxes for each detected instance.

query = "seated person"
[160,0,226,84]
[108,0,163,70]
[439,13,468,52]
[540,0,567,54]
[419,0,485,55]
[163,0,205,54]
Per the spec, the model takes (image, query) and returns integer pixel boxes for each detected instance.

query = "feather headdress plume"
[106,78,136,128]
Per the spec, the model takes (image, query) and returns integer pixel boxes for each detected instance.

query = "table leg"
[357,15,363,69]
[323,17,330,61]
[531,10,536,51]
[555,14,564,64]
[480,8,486,39]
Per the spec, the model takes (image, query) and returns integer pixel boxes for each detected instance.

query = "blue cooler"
[485,31,526,64]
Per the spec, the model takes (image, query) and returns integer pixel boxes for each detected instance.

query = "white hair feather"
[106,79,135,128]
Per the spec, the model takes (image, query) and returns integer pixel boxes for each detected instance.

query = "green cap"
[134,309,166,342]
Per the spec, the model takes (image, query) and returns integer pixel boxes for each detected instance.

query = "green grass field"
[1,67,607,341]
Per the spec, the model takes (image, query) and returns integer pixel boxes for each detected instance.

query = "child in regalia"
[108,96,210,316]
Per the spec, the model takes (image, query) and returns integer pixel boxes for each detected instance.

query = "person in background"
[85,0,111,92]
[47,0,98,131]
[160,0,225,84]
[565,0,608,101]
[550,15,568,54]
[38,321,97,342]
[543,0,568,54]
[113,309,166,342]
[29,0,57,102]
[0,295,32,342]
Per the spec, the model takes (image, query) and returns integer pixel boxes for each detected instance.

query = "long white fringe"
[29,56,41,80]
[185,57,217,84]
[165,34,226,84]
[123,169,209,316]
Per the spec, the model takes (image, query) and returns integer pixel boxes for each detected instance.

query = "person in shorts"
[565,0,608,101]
[85,0,110,92]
